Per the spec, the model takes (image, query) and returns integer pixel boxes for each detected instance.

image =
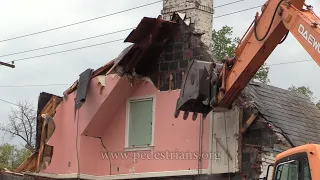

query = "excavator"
[173,0,320,179]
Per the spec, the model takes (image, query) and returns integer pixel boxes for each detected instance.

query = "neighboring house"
[241,81,320,179]
[13,0,320,180]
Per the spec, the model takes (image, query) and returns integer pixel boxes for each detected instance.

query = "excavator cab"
[174,59,221,120]
[253,144,320,180]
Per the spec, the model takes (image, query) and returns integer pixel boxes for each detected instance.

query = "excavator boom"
[283,2,320,65]
[174,0,320,119]
[174,1,320,179]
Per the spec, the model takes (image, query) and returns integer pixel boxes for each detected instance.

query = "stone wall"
[149,17,214,91]
[145,0,216,91]
[240,106,287,180]
[162,0,214,48]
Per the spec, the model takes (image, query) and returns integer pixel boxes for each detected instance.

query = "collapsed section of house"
[13,13,219,179]
[8,5,320,180]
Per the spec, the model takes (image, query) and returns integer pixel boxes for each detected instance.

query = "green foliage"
[253,63,270,84]
[212,26,239,61]
[288,86,314,100]
[289,86,320,110]
[0,143,15,170]
[0,100,37,151]
[0,143,31,171]
[212,25,270,84]
[13,148,31,168]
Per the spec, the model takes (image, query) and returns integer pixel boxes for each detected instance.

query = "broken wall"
[150,17,214,91]
[42,75,211,177]
[141,0,215,92]
[162,0,214,48]
[240,107,292,180]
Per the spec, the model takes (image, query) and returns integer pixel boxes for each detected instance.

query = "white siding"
[260,152,276,180]
[211,107,240,174]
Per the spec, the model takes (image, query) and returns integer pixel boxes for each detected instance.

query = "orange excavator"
[174,0,320,179]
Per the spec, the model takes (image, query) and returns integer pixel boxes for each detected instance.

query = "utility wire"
[0,4,308,64]
[0,1,161,43]
[6,38,125,63]
[0,0,245,58]
[0,59,315,88]
[0,84,69,88]
[267,59,313,66]
[213,5,263,19]
[214,0,245,8]
[0,28,134,58]
[3,5,265,63]
[0,98,19,107]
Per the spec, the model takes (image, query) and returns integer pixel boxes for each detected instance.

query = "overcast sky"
[0,0,319,146]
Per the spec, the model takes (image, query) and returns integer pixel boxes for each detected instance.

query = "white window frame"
[125,95,156,151]
[274,160,299,180]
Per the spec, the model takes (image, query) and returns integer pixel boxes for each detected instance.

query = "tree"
[0,143,31,171]
[0,143,15,170]
[288,86,320,110]
[288,85,314,100]
[212,25,270,84]
[12,147,31,169]
[0,101,37,152]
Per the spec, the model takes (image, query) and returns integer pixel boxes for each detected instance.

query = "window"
[275,160,298,180]
[303,158,312,180]
[125,96,155,150]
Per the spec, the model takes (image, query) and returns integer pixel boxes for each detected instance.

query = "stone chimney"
[161,0,214,49]
[151,0,215,91]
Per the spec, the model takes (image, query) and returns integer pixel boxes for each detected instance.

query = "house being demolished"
[10,0,320,179]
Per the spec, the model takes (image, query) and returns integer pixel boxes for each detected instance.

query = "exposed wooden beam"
[36,119,47,172]
[39,96,59,119]
[240,109,259,134]
[15,152,37,172]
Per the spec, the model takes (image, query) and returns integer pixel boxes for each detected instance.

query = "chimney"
[161,0,214,49]
[152,0,215,92]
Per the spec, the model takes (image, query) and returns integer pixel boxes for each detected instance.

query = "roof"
[35,92,62,150]
[63,15,176,96]
[36,92,54,117]
[244,81,320,146]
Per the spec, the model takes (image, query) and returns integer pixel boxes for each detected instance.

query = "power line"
[0,4,305,64]
[0,59,316,88]
[214,0,245,8]
[214,5,263,19]
[0,28,134,58]
[267,59,313,66]
[0,84,69,88]
[0,0,246,58]
[0,98,18,107]
[0,1,161,43]
[0,0,248,45]
[6,38,125,63]
[2,5,265,63]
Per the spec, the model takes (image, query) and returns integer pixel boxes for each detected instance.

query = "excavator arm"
[174,0,320,120]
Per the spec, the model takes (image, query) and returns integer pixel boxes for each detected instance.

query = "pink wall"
[44,74,210,176]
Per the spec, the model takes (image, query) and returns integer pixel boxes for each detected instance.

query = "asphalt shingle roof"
[243,81,320,146]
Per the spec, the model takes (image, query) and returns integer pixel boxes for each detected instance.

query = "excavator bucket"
[174,60,219,120]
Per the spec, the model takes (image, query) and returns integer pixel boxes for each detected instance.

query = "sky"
[0,0,319,146]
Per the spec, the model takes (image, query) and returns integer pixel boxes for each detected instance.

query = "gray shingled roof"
[243,81,320,146]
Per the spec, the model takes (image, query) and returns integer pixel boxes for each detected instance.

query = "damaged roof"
[63,15,176,95]
[35,92,62,150]
[36,92,55,117]
[244,81,320,146]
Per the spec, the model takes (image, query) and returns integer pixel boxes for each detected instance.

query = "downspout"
[208,112,213,174]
